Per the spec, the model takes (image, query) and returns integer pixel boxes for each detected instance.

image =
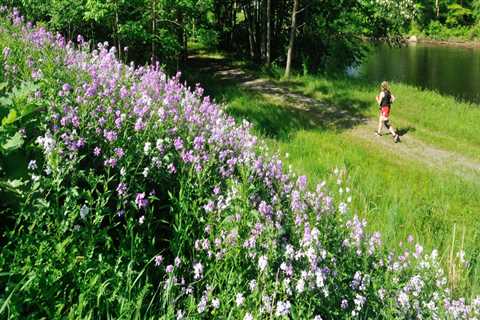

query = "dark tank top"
[380,90,392,107]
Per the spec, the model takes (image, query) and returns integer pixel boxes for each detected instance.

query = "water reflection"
[352,43,480,104]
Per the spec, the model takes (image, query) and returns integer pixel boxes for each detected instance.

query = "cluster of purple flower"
[2,7,479,319]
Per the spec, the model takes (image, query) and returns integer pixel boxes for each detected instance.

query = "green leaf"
[2,131,24,151]
[0,82,7,91]
[5,179,23,189]
[12,81,39,99]
[0,179,24,194]
[1,109,17,126]
[0,96,12,107]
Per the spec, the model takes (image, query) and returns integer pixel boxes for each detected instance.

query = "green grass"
[281,75,480,161]
[184,56,480,295]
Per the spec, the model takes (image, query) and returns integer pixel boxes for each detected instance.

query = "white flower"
[275,300,291,317]
[36,131,56,154]
[176,310,184,319]
[142,167,149,177]
[296,279,305,293]
[244,312,253,320]
[175,256,181,267]
[194,262,203,280]
[236,293,244,306]
[27,160,37,170]
[212,298,220,309]
[258,255,268,272]
[338,202,347,214]
[197,296,207,313]
[249,279,257,292]
[144,142,151,154]
[156,138,163,150]
[80,204,89,219]
[397,292,409,309]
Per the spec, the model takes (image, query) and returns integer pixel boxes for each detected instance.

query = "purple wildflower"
[154,255,163,266]
[297,175,307,190]
[114,147,124,159]
[104,158,117,167]
[116,182,127,196]
[135,192,149,209]
[174,137,183,151]
[62,83,71,92]
[93,147,101,156]
[104,130,117,142]
[2,47,10,59]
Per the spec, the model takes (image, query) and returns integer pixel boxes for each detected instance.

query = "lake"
[352,42,480,105]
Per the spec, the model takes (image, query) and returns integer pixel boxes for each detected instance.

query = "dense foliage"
[3,0,415,72]
[1,7,480,319]
[413,0,480,39]
[6,0,480,72]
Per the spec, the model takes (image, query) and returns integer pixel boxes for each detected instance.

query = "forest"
[5,0,480,73]
[5,1,480,73]
[2,0,413,73]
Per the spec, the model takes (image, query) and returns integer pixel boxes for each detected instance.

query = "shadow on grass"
[184,56,372,140]
[397,126,416,137]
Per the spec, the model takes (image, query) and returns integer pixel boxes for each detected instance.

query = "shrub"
[194,28,220,50]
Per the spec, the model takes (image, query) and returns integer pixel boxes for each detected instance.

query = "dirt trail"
[191,57,480,182]
[351,121,480,183]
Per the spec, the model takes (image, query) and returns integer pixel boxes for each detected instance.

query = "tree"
[284,0,299,78]
[266,0,271,65]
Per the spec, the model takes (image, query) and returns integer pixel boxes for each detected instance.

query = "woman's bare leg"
[388,124,396,136]
[377,114,383,134]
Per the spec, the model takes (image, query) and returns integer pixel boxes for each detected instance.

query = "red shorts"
[381,106,390,118]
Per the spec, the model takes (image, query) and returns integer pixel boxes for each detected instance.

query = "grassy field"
[185,55,480,296]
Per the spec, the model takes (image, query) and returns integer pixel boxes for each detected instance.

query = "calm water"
[353,43,480,104]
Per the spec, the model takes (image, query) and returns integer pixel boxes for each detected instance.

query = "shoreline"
[407,36,480,48]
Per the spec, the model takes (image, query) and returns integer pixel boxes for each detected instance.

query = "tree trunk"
[176,11,187,67]
[260,0,266,61]
[285,0,299,78]
[243,4,256,59]
[151,0,156,61]
[435,0,439,18]
[266,0,271,65]
[114,0,121,59]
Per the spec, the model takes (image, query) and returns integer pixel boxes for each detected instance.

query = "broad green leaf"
[0,179,24,194]
[2,131,24,151]
[5,179,23,189]
[1,109,17,126]
[0,96,12,107]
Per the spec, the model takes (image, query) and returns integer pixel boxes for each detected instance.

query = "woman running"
[375,81,400,143]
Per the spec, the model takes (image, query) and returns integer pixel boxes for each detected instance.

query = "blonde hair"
[381,81,389,91]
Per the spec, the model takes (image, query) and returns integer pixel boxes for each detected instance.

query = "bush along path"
[1,7,480,319]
